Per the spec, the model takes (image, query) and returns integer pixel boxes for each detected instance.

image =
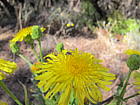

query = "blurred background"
[0,0,140,30]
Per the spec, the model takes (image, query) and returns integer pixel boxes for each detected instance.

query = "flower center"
[66,56,87,75]
[71,64,81,74]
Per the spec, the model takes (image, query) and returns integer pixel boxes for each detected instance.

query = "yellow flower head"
[132,72,140,93]
[10,26,46,43]
[32,49,115,105]
[124,49,140,55]
[0,59,17,80]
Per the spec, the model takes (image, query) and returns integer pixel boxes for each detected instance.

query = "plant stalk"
[18,54,32,67]
[31,44,40,62]
[0,80,23,105]
[123,93,140,101]
[116,70,132,105]
[38,39,43,62]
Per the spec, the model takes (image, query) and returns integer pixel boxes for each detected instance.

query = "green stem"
[31,44,40,62]
[32,74,46,105]
[116,70,132,105]
[18,54,32,67]
[71,99,76,105]
[120,70,132,97]
[123,93,140,101]
[38,39,43,62]
[0,80,23,105]
[18,81,30,105]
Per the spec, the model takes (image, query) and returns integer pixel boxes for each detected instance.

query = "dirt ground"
[0,27,140,105]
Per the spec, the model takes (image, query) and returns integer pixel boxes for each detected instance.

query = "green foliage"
[56,43,64,52]
[24,35,34,45]
[81,0,96,17]
[77,0,100,30]
[45,99,56,105]
[10,42,20,54]
[107,11,140,35]
[69,89,77,105]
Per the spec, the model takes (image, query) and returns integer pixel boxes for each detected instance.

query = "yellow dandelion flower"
[124,49,140,55]
[0,59,17,80]
[32,49,115,105]
[10,26,46,42]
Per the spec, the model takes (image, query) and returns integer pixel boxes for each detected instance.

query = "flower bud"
[126,54,140,70]
[10,42,19,54]
[24,35,34,44]
[31,25,42,40]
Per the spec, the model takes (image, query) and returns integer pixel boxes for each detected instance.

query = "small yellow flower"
[66,23,74,27]
[71,23,74,27]
[66,24,71,27]
[0,59,17,80]
[124,49,140,55]
[10,26,46,43]
[32,49,115,105]
[0,100,8,105]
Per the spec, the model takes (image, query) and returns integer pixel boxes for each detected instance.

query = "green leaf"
[56,43,64,52]
[116,79,124,96]
[69,89,78,105]
[10,42,20,54]
[107,99,118,105]
[45,99,56,105]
